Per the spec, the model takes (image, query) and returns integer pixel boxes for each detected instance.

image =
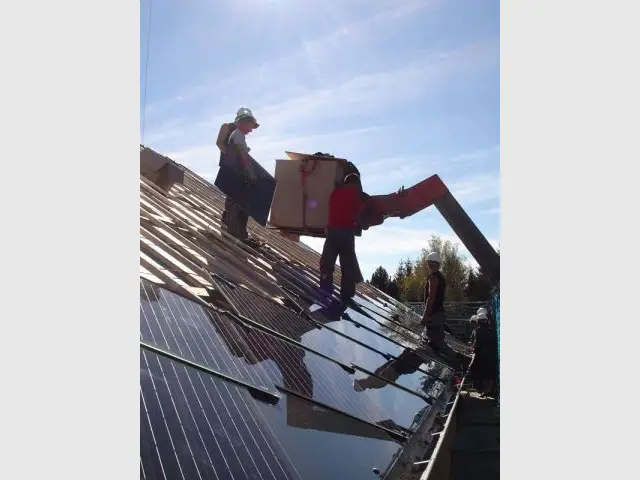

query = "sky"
[140,0,500,281]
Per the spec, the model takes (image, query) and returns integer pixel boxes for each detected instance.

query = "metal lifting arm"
[360,174,500,282]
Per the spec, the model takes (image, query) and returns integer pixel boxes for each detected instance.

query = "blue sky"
[140,0,500,280]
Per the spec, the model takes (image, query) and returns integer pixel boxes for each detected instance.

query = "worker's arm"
[421,275,438,325]
[228,130,257,180]
[216,123,231,153]
[236,146,257,180]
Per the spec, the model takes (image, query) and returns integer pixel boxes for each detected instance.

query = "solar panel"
[347,300,423,345]
[309,318,448,400]
[141,348,406,480]
[210,308,428,432]
[140,279,272,389]
[205,282,441,427]
[214,279,450,382]
[214,162,276,226]
[141,349,298,480]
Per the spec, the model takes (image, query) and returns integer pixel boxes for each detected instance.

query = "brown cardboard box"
[269,152,346,234]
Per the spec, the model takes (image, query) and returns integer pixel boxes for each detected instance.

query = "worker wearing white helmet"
[421,251,459,368]
[216,106,260,240]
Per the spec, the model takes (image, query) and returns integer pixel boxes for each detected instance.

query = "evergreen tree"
[370,266,391,292]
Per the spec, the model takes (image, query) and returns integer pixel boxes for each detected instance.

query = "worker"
[319,169,364,310]
[471,311,497,397]
[468,314,479,345]
[420,251,459,368]
[216,107,259,241]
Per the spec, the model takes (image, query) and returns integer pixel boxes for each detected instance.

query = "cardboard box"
[269,152,347,235]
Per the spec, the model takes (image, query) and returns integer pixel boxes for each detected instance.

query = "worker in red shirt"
[319,170,364,309]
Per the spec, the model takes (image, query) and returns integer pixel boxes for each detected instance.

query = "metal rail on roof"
[140,341,281,405]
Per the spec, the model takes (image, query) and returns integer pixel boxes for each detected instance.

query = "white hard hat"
[426,251,441,264]
[470,315,478,322]
[477,312,488,322]
[477,307,488,315]
[343,172,360,183]
[235,107,259,127]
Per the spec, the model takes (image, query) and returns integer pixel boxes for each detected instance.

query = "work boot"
[318,283,335,300]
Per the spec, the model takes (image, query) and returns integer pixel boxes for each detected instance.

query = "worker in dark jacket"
[319,170,364,309]
[471,311,497,396]
[421,251,459,369]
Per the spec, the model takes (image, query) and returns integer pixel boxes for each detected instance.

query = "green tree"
[394,258,407,286]
[466,266,496,301]
[404,258,413,277]
[400,273,425,302]
[370,266,402,300]
[386,279,399,299]
[370,266,391,291]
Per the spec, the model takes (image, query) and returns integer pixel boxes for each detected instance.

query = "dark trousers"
[319,228,361,303]
[221,196,248,240]
[424,311,460,368]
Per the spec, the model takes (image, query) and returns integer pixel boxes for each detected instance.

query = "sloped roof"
[139,147,470,480]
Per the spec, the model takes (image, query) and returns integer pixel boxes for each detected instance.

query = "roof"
[139,146,472,480]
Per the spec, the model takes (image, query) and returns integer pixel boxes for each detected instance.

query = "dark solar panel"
[141,349,299,480]
[140,279,273,389]
[215,279,450,380]
[214,163,276,226]
[209,282,438,428]
[141,348,406,480]
[210,307,428,432]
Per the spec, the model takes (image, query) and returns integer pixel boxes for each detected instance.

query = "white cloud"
[445,172,500,206]
[252,39,498,133]
[143,0,440,121]
[146,37,498,177]
[164,125,393,175]
[361,145,501,192]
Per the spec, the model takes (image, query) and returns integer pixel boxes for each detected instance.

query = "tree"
[466,266,496,301]
[369,266,401,300]
[370,266,391,292]
[394,258,407,286]
[404,258,413,277]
